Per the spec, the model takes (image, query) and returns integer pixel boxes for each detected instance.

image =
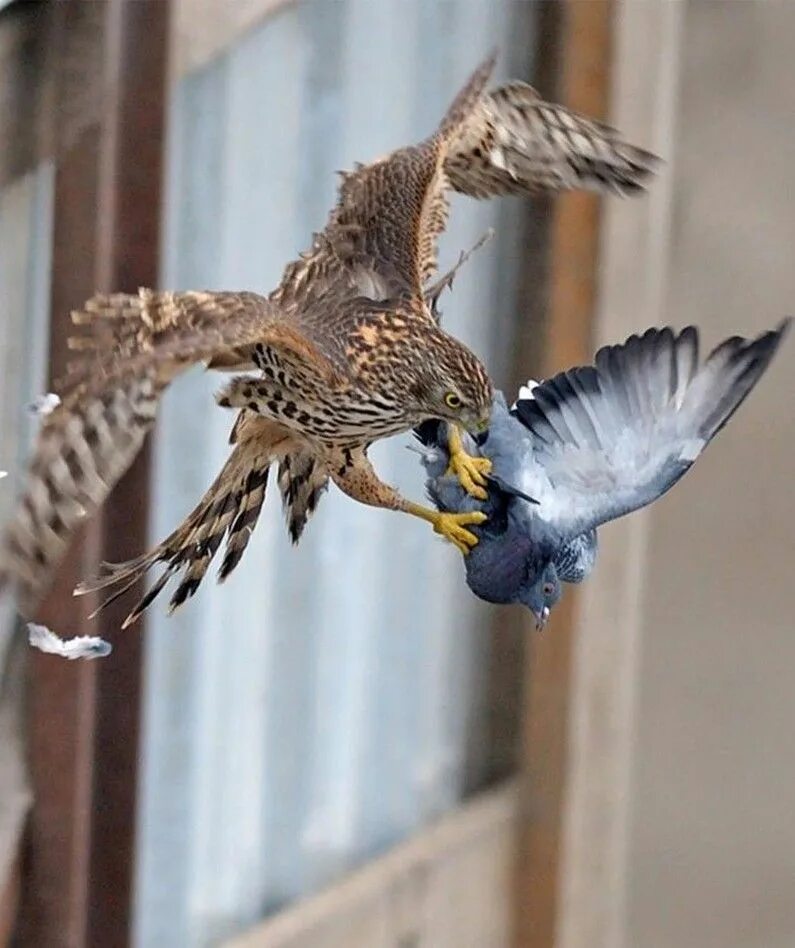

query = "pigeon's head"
[463,529,562,631]
[517,561,562,631]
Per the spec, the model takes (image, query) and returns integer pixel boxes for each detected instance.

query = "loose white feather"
[27,622,111,660]
[28,392,61,416]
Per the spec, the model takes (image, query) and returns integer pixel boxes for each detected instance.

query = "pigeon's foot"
[445,426,492,500]
[431,510,487,555]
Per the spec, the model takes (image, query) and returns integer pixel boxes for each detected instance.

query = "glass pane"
[135,3,534,944]
[0,163,54,656]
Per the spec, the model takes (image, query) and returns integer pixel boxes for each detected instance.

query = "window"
[136,2,535,944]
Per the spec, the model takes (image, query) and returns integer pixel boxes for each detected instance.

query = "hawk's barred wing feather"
[64,289,342,384]
[299,55,659,314]
[0,289,334,615]
[444,81,659,199]
[2,371,160,616]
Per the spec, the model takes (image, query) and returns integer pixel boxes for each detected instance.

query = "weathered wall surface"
[560,4,795,947]
[626,4,795,946]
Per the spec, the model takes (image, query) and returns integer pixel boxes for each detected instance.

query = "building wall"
[626,3,795,946]
[557,4,794,947]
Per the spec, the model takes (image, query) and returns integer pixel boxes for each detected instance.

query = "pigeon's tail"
[414,420,446,450]
[417,431,481,516]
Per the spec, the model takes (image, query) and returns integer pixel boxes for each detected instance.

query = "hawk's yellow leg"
[330,447,486,555]
[403,502,487,555]
[445,425,492,500]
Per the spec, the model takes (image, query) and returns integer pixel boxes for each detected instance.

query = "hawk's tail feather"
[76,421,277,626]
[277,453,329,544]
[217,466,270,580]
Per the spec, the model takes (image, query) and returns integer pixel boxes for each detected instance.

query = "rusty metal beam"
[15,2,169,945]
[512,3,613,947]
[86,2,168,944]
[0,850,20,948]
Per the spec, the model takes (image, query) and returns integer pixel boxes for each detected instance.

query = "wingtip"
[755,316,792,364]
[746,317,792,359]
[482,48,499,74]
[629,146,664,170]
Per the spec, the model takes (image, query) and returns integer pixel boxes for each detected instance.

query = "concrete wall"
[560,3,795,947]
[627,3,795,946]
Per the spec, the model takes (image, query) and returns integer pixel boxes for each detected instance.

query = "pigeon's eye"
[543,581,555,598]
[444,392,463,409]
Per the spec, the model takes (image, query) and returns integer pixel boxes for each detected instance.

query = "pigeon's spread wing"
[513,322,789,541]
[0,289,335,615]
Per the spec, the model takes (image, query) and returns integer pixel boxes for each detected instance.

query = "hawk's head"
[413,328,493,435]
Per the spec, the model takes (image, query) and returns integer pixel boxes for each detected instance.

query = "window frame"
[0,1,619,944]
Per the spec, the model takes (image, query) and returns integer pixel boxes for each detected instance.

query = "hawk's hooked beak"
[534,606,550,632]
[469,418,490,445]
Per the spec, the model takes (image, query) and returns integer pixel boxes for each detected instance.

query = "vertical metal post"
[15,3,169,945]
[512,3,613,946]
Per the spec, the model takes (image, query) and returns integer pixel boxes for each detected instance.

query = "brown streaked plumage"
[0,53,658,623]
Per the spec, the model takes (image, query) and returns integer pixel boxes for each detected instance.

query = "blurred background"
[0,1,792,947]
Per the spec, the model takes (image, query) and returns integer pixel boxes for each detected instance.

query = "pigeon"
[416,320,790,629]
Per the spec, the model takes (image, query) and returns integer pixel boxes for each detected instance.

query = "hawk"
[0,54,658,625]
[418,320,790,629]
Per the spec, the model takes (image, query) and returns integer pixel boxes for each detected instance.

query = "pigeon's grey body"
[417,321,789,627]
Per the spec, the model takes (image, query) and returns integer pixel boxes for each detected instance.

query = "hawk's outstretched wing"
[443,80,659,200]
[0,289,338,615]
[301,53,659,309]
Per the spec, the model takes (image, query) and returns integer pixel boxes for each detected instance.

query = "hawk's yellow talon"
[432,510,487,555]
[445,426,492,500]
[445,453,491,499]
[403,502,487,554]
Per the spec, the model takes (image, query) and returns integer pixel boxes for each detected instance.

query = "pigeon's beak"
[534,606,550,632]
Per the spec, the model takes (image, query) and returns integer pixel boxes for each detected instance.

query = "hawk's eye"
[444,392,463,409]
[543,582,555,597]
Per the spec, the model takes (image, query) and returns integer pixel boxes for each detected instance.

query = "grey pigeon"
[416,321,789,629]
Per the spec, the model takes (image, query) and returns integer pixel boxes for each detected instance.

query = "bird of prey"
[0,54,658,625]
[418,321,789,629]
